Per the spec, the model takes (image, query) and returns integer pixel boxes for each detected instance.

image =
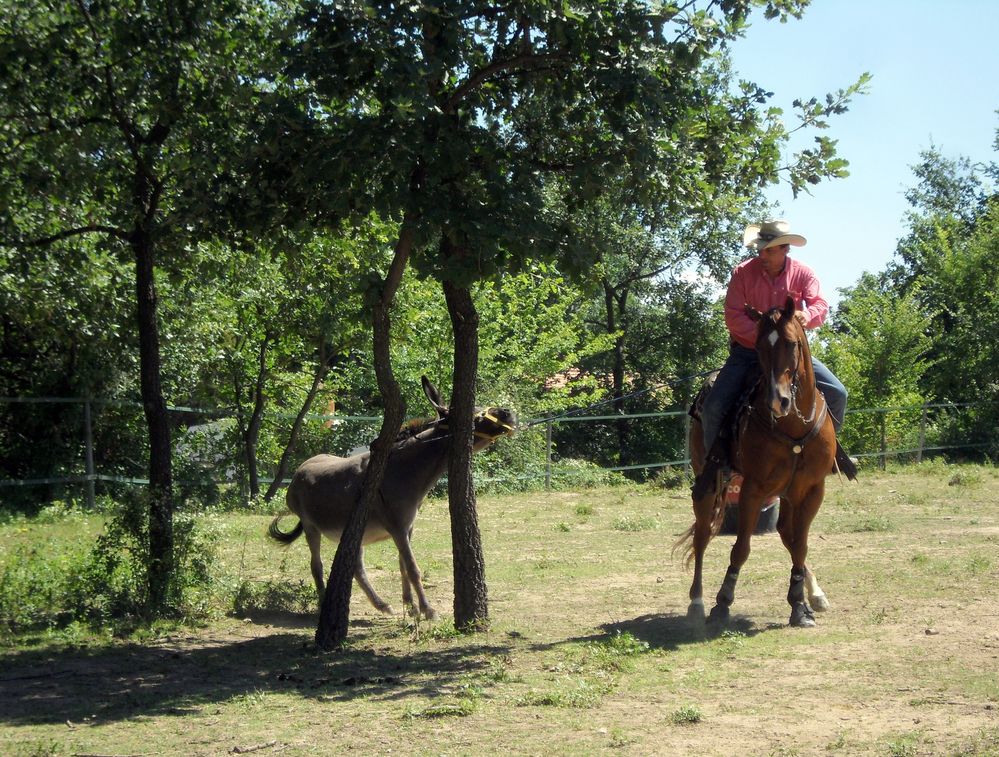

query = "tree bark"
[315,218,414,651]
[604,280,630,465]
[442,239,488,631]
[264,342,331,503]
[131,227,173,611]
[244,330,273,499]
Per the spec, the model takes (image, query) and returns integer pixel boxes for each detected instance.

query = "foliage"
[851,141,999,459]
[817,273,933,457]
[0,494,223,639]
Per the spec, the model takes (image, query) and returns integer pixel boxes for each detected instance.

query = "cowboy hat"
[743,220,807,250]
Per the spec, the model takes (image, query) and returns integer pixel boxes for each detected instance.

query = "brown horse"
[677,297,836,627]
[268,376,516,619]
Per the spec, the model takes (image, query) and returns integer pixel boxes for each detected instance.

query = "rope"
[520,368,719,430]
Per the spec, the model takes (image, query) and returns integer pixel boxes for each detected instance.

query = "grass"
[2,464,999,756]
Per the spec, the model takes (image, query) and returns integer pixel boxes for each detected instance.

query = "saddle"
[689,371,856,500]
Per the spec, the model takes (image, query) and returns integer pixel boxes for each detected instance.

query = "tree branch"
[444,53,566,112]
[21,224,130,247]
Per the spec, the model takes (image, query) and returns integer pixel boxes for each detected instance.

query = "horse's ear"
[421,376,448,417]
[783,296,796,321]
[745,304,763,322]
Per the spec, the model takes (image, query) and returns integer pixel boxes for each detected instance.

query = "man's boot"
[831,440,858,480]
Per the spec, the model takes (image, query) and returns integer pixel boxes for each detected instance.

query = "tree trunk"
[604,280,630,465]
[244,330,273,499]
[442,240,488,631]
[315,219,414,651]
[131,228,173,611]
[265,342,330,503]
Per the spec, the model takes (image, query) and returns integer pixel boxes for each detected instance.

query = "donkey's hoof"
[810,593,830,612]
[375,602,395,615]
[422,606,438,621]
[789,603,816,627]
[708,604,730,624]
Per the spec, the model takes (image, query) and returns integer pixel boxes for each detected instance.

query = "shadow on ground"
[561,611,781,651]
[0,617,510,727]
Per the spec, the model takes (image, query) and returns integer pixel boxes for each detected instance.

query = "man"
[693,219,850,499]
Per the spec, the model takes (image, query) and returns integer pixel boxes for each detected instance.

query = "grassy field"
[2,462,999,756]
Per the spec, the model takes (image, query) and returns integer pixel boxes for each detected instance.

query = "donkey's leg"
[391,531,437,620]
[354,547,394,615]
[398,527,417,610]
[304,525,326,605]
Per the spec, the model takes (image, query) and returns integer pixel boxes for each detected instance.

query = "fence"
[1,396,993,507]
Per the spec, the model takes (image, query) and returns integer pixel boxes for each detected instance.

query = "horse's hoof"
[789,603,816,627]
[708,604,730,624]
[687,600,706,622]
[810,593,830,612]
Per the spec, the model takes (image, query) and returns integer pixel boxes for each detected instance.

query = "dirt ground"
[2,466,998,756]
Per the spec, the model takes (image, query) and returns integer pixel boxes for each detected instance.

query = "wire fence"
[0,396,993,508]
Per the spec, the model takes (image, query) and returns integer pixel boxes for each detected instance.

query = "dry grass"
[2,462,999,756]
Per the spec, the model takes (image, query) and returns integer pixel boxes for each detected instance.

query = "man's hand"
[794,310,809,328]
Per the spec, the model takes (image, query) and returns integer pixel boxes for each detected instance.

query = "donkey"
[268,376,516,619]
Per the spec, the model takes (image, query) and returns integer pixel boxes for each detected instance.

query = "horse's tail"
[268,514,303,544]
[671,491,727,568]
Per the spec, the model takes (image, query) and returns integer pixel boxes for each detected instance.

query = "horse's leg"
[775,501,828,610]
[354,547,394,615]
[304,524,326,606]
[804,566,830,611]
[780,481,824,627]
[709,487,765,623]
[686,495,715,621]
[391,530,437,620]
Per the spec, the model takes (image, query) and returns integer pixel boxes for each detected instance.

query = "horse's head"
[421,376,517,451]
[745,297,808,420]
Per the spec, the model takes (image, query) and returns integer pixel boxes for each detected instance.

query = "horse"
[676,297,836,627]
[268,376,516,620]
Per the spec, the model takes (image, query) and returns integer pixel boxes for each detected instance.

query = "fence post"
[84,398,96,509]
[917,403,928,463]
[880,412,887,471]
[683,412,691,477]
[545,420,553,492]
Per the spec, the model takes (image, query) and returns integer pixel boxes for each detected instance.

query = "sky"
[727,0,998,309]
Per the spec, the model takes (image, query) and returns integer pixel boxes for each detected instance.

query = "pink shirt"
[724,255,829,349]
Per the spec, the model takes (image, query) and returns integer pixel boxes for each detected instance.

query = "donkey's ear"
[783,296,796,320]
[421,376,448,416]
[745,304,763,322]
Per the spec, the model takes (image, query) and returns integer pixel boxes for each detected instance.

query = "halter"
[473,407,516,442]
[427,408,515,444]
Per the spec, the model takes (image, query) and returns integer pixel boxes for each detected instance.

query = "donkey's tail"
[268,514,303,544]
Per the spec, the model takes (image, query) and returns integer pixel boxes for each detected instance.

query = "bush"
[0,492,224,640]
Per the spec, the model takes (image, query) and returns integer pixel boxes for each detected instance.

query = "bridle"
[752,322,827,456]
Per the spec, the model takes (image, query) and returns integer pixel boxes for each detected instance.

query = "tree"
[0,0,274,608]
[817,273,933,459]
[280,0,866,637]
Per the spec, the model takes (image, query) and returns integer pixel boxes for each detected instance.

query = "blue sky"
[727,0,998,309]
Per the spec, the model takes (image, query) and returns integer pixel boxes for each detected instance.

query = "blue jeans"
[701,344,847,454]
